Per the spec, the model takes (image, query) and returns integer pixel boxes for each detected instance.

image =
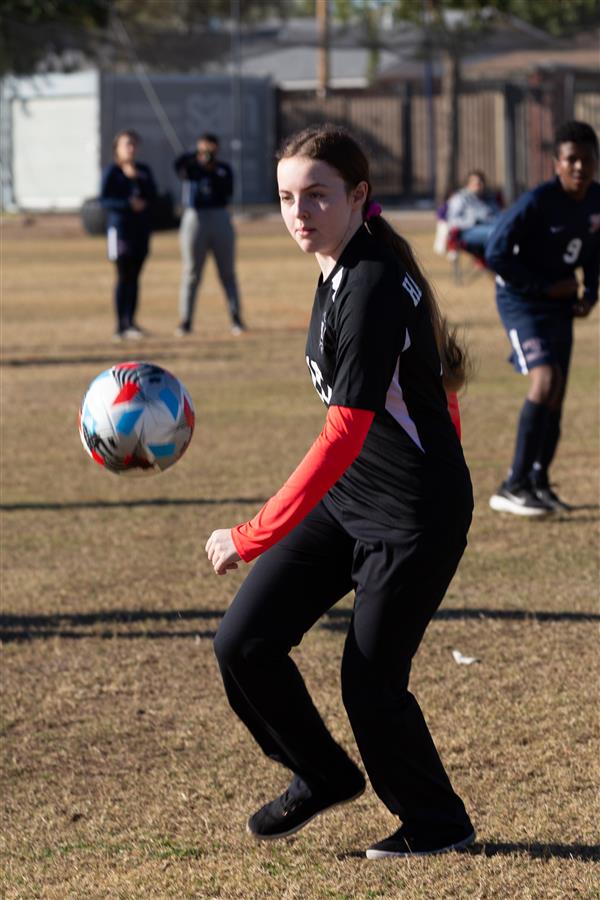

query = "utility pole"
[230,0,244,207]
[422,0,436,202]
[316,0,329,98]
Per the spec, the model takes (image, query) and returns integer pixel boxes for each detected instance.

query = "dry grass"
[1,211,599,899]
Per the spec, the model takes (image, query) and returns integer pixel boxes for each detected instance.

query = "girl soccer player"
[100,130,156,341]
[206,125,475,858]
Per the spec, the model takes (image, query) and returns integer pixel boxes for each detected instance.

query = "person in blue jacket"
[100,130,156,340]
[485,121,599,516]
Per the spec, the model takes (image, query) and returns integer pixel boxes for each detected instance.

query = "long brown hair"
[277,124,469,391]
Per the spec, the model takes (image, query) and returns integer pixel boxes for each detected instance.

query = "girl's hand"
[205,529,241,575]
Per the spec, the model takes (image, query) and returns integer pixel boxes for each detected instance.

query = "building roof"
[15,13,599,88]
[210,44,400,90]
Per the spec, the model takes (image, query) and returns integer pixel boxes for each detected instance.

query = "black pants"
[214,498,473,836]
[114,251,147,333]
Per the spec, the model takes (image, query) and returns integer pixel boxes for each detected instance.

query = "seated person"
[446,171,501,258]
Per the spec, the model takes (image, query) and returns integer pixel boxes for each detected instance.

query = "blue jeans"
[459,223,496,258]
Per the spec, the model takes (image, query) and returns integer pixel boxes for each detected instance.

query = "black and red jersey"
[305,224,471,529]
[232,224,471,562]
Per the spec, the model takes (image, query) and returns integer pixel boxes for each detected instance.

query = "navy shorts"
[496,290,574,376]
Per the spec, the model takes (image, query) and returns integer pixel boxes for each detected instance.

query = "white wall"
[6,71,100,210]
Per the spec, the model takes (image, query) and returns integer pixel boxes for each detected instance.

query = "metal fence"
[277,71,599,204]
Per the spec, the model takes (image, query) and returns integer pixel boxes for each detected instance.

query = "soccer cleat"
[532,485,573,512]
[366,825,475,859]
[174,323,192,337]
[247,773,365,841]
[489,481,554,516]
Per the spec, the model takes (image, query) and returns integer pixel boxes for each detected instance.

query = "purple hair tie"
[365,202,382,221]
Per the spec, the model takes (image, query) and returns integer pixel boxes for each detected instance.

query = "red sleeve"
[231,405,374,563]
[446,391,461,441]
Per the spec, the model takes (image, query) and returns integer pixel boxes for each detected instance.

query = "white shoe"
[489,482,554,517]
[123,327,143,340]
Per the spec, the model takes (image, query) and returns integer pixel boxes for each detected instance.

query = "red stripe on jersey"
[446,391,461,440]
[231,405,374,563]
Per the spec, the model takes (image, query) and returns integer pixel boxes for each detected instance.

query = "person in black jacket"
[174,133,245,336]
[100,130,156,341]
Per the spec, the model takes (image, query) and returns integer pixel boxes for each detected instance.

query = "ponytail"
[366,215,470,392]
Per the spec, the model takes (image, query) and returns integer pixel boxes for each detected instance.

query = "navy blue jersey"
[485,177,600,306]
[174,153,233,209]
[305,225,472,529]
[100,162,156,252]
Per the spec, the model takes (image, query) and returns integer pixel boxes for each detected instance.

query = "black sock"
[507,399,550,487]
[530,410,561,487]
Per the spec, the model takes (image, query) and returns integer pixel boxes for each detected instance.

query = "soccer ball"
[78,361,195,476]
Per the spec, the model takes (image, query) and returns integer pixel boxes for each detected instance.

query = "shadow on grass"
[554,510,600,521]
[339,841,600,861]
[322,607,600,627]
[1,355,179,368]
[3,500,598,515]
[468,841,600,861]
[0,343,245,369]
[0,497,265,511]
[1,604,598,643]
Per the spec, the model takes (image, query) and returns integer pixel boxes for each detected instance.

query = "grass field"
[1,211,599,899]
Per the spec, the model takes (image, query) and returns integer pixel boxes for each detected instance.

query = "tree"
[492,0,600,36]
[392,0,496,200]
[390,0,600,200]
[0,0,109,74]
[0,0,306,76]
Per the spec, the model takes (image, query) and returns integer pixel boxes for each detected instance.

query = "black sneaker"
[366,824,475,859]
[247,774,365,841]
[489,481,554,517]
[174,323,192,337]
[532,484,573,512]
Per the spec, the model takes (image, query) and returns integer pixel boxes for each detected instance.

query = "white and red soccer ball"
[78,362,195,475]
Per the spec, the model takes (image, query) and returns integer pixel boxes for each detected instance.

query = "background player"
[485,120,599,515]
[100,130,156,341]
[174,133,245,336]
[205,125,476,859]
